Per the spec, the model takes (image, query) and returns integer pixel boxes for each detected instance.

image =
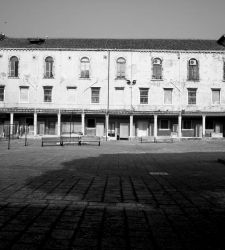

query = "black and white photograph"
[0,0,225,249]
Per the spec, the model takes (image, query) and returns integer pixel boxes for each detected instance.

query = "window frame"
[139,88,149,104]
[9,56,19,78]
[116,57,126,79]
[159,119,170,130]
[66,86,77,103]
[44,56,54,79]
[43,86,53,103]
[152,58,162,80]
[211,88,221,105]
[19,86,29,103]
[164,88,173,105]
[80,57,90,79]
[188,88,197,105]
[188,58,199,81]
[0,86,5,102]
[91,87,100,104]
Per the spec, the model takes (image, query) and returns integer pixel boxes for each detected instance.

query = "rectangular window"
[0,86,4,101]
[43,87,52,102]
[67,87,76,103]
[188,88,197,104]
[183,120,192,129]
[91,87,100,103]
[20,86,29,103]
[223,62,225,81]
[164,89,172,104]
[140,88,149,104]
[212,89,220,104]
[160,120,169,129]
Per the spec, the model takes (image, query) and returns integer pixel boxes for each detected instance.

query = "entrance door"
[137,121,148,137]
[96,123,104,136]
[120,123,129,139]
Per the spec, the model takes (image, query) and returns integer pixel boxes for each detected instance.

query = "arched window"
[188,58,199,81]
[116,57,126,78]
[9,56,19,77]
[80,57,90,78]
[44,56,54,78]
[152,58,162,80]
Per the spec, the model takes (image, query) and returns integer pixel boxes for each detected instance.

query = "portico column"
[34,112,37,136]
[105,114,109,140]
[81,112,85,135]
[178,113,182,138]
[57,111,61,136]
[129,114,133,139]
[202,115,206,138]
[154,114,158,138]
[10,112,14,135]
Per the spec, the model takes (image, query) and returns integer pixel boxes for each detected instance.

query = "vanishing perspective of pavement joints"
[0,139,225,249]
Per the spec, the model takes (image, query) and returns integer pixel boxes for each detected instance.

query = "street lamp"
[126,80,136,110]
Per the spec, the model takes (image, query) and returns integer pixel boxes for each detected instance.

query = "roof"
[0,37,225,51]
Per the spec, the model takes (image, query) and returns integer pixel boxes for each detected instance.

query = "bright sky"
[0,0,224,39]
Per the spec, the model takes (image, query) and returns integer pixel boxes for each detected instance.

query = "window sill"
[151,79,163,81]
[115,77,126,80]
[159,128,170,130]
[79,77,91,80]
[8,76,19,79]
[187,79,200,82]
[43,77,54,79]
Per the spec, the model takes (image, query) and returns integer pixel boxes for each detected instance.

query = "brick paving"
[0,139,225,249]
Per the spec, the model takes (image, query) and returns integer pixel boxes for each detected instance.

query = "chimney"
[217,35,225,47]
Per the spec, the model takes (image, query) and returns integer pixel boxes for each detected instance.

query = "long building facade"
[0,35,225,140]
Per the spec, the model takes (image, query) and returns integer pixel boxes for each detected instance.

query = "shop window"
[0,86,4,101]
[43,86,52,102]
[140,88,149,104]
[20,86,29,103]
[183,120,192,129]
[164,88,172,104]
[152,58,162,80]
[160,119,169,129]
[91,87,100,103]
[116,57,126,79]
[188,88,197,104]
[188,58,199,81]
[212,89,220,104]
[44,56,54,78]
[80,57,90,78]
[9,56,19,77]
[87,118,95,128]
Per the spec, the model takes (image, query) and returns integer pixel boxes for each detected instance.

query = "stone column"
[57,111,61,136]
[105,114,109,140]
[81,112,85,135]
[202,115,206,137]
[178,113,182,138]
[10,112,14,135]
[129,115,133,139]
[34,112,37,136]
[154,114,158,138]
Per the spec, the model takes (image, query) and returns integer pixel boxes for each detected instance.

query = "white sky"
[0,0,224,39]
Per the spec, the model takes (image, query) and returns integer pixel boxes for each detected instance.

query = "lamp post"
[126,80,136,110]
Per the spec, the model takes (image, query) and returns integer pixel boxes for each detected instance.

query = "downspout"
[106,50,110,141]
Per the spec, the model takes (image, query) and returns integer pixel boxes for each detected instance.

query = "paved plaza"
[0,139,225,250]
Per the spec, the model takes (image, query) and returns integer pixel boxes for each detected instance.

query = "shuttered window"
[43,86,52,102]
[212,89,220,104]
[91,87,100,103]
[152,58,162,80]
[188,58,199,81]
[140,88,149,104]
[9,56,19,77]
[188,88,197,104]
[116,57,126,78]
[0,86,4,101]
[80,57,90,78]
[20,87,29,103]
[164,89,172,104]
[44,57,54,78]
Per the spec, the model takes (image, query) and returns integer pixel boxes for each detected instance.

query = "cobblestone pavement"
[0,139,225,249]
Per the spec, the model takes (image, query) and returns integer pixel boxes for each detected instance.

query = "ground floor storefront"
[0,109,224,139]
